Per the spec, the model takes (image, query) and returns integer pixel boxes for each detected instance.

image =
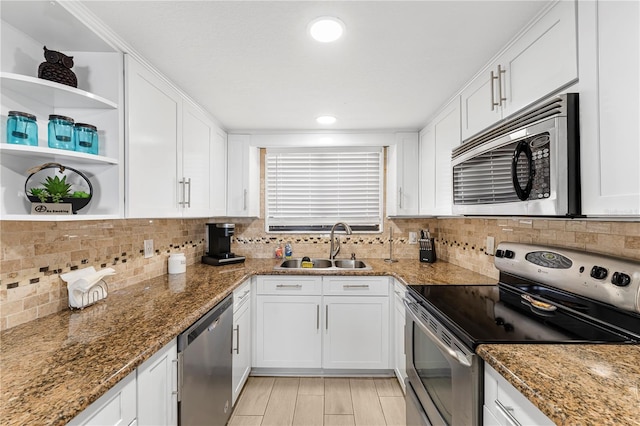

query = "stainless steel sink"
[277,258,333,269]
[333,259,368,269]
[274,258,371,271]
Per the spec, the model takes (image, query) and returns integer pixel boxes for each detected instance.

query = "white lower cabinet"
[255,276,323,368]
[393,281,407,392]
[68,371,137,426]
[484,364,554,426]
[254,275,390,371]
[232,280,252,405]
[323,296,389,369]
[137,340,178,426]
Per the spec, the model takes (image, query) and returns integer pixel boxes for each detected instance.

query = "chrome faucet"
[329,222,352,260]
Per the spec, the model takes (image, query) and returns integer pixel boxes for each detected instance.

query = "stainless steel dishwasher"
[177,294,233,426]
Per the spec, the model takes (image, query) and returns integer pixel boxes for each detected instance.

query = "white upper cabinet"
[0,1,124,220]
[387,132,419,216]
[227,135,260,217]
[461,0,578,141]
[126,56,223,218]
[578,0,640,216]
[419,97,461,216]
[126,56,182,218]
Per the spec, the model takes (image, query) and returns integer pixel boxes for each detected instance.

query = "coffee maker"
[202,223,245,266]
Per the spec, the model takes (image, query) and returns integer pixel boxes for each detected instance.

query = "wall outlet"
[486,236,495,255]
[144,239,154,259]
[409,232,418,244]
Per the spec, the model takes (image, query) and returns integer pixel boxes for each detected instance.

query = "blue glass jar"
[74,123,99,155]
[6,111,38,146]
[48,114,75,150]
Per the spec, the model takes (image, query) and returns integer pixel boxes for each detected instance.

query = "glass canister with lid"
[6,111,38,146]
[48,114,75,150]
[74,123,99,155]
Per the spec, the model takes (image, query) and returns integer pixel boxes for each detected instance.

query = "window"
[265,147,383,233]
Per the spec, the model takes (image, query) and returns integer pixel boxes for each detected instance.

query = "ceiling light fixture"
[316,115,337,125]
[309,17,345,43]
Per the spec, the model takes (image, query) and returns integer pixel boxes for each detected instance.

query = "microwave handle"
[511,140,535,201]
[403,299,472,367]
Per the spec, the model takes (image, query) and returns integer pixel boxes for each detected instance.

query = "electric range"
[404,242,640,426]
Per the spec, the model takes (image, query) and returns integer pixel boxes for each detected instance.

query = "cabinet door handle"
[178,178,186,206]
[497,64,507,106]
[243,189,247,211]
[276,284,302,289]
[398,187,403,209]
[233,325,240,354]
[495,399,521,426]
[316,304,320,330]
[325,305,328,331]
[238,289,250,300]
[490,70,500,111]
[343,284,370,289]
[185,177,192,208]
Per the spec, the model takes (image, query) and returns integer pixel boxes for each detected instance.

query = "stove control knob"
[504,250,515,259]
[590,266,608,280]
[495,249,504,258]
[611,272,631,287]
[504,323,514,332]
[495,317,505,326]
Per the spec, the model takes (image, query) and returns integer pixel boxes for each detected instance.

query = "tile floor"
[229,377,406,426]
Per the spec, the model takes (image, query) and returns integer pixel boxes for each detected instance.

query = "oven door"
[404,297,481,426]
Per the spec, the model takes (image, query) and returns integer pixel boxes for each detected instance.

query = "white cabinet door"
[460,63,502,141]
[68,371,137,426]
[461,1,578,141]
[255,295,322,368]
[579,0,640,215]
[181,103,212,217]
[419,98,460,216]
[232,295,251,405]
[137,340,178,426]
[227,134,260,217]
[323,296,389,370]
[387,132,419,216]
[502,0,577,117]
[125,56,182,218]
[210,127,228,217]
[393,282,406,392]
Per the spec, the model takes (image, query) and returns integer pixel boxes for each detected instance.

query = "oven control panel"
[495,242,640,314]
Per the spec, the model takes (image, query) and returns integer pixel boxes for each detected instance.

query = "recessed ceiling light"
[309,17,345,43]
[316,115,337,125]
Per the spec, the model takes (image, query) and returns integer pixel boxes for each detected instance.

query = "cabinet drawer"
[257,276,322,295]
[233,279,251,312]
[323,276,390,296]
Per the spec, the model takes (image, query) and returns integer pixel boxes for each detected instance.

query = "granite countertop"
[478,344,640,425]
[0,258,493,426]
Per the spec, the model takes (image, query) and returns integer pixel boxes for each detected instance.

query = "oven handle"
[404,299,473,368]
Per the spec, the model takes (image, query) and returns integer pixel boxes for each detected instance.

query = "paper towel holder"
[69,280,108,310]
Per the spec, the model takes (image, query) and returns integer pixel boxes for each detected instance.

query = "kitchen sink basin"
[333,259,368,269]
[274,258,371,271]
[278,258,333,269]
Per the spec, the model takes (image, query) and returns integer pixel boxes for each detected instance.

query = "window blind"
[265,148,383,232]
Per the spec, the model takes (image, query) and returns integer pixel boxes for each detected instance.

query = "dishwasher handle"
[178,294,233,352]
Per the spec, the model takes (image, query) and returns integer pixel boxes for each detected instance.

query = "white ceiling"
[81,1,549,132]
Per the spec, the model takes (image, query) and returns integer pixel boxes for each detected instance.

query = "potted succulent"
[25,163,93,213]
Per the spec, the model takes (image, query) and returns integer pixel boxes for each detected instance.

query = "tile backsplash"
[0,218,209,330]
[1,216,639,330]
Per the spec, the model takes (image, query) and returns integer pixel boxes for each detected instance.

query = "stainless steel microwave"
[451,93,580,216]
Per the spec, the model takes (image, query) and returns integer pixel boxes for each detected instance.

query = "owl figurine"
[38,46,77,88]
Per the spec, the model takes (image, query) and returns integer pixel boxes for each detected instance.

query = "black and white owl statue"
[38,46,78,88]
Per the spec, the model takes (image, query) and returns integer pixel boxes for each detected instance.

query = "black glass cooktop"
[407,275,640,349]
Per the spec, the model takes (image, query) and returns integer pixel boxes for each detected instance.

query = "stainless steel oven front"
[404,294,481,426]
